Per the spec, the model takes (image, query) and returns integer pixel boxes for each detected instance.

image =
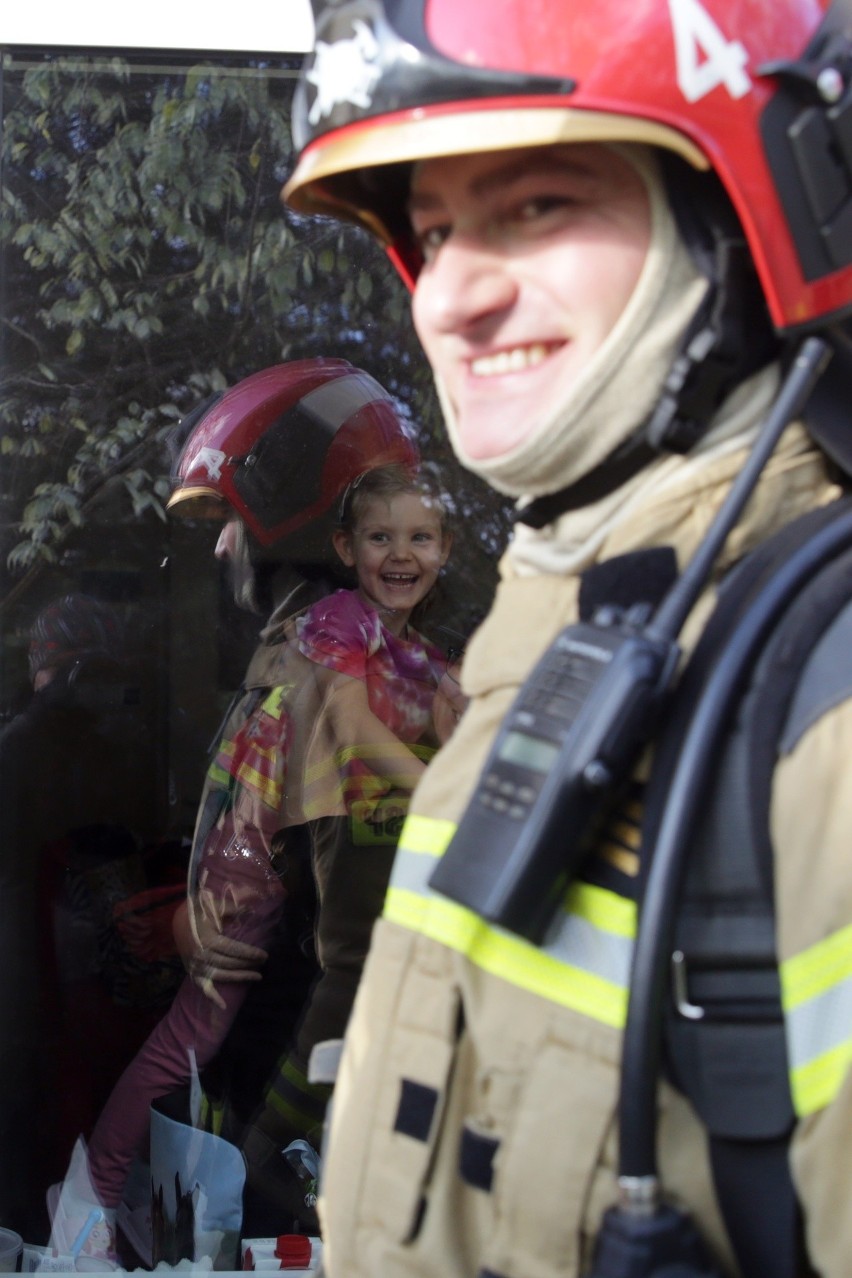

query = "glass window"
[0,35,509,1270]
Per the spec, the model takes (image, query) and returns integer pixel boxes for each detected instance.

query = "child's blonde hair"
[338,463,450,536]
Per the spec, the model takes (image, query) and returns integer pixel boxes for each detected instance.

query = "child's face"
[334,491,451,632]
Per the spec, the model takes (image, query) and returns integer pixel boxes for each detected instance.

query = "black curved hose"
[618,504,852,1178]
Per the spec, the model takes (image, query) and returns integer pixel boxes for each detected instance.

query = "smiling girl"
[240,464,465,1228]
[291,462,456,815]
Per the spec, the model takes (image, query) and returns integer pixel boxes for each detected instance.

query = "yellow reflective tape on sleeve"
[386,814,634,1029]
[334,742,437,768]
[304,743,436,786]
[208,739,236,785]
[781,922,852,1009]
[789,1042,852,1117]
[260,687,286,718]
[236,743,278,770]
[207,762,231,788]
[781,922,852,1116]
[234,760,282,806]
[398,812,458,858]
[567,879,636,938]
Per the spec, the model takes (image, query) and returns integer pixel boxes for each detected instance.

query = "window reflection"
[0,45,509,1267]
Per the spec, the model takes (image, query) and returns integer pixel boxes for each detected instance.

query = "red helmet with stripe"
[168,358,419,552]
[284,0,852,332]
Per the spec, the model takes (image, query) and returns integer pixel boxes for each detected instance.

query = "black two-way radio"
[430,609,677,941]
[429,338,832,947]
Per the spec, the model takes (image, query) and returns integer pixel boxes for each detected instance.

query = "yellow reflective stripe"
[266,1054,331,1129]
[385,884,630,1028]
[392,816,633,935]
[398,812,456,857]
[781,923,852,1115]
[568,879,635,938]
[303,742,436,786]
[253,743,279,761]
[789,1042,852,1117]
[208,739,236,785]
[386,815,634,1029]
[303,752,342,788]
[334,742,436,767]
[260,687,286,718]
[235,763,282,805]
[781,923,852,1009]
[199,1093,225,1137]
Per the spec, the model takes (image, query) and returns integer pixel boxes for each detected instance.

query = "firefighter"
[278,1,852,1275]
[166,357,425,1178]
[51,359,424,1259]
[164,359,427,1236]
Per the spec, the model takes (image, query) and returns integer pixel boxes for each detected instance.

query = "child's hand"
[173,897,267,1009]
[432,663,469,743]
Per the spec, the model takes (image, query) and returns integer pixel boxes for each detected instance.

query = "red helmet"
[284,0,852,332]
[168,358,419,552]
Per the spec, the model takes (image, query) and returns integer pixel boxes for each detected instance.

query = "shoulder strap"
[643,495,852,1278]
[637,496,852,1278]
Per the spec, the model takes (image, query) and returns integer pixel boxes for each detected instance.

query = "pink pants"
[86,838,285,1207]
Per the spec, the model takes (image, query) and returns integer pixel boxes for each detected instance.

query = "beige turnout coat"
[316,423,852,1278]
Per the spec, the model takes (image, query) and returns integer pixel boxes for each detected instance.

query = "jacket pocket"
[320,923,462,1255]
[481,1036,617,1278]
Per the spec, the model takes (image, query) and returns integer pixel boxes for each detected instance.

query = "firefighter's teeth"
[471,344,550,377]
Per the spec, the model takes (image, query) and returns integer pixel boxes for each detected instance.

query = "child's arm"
[432,658,469,744]
[173,895,266,1010]
[319,666,428,792]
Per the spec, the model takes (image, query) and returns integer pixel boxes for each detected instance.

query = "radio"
[429,609,678,942]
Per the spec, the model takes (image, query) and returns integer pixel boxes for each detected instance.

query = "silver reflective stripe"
[389,845,434,894]
[546,909,633,990]
[390,844,634,993]
[300,371,391,429]
[785,971,852,1073]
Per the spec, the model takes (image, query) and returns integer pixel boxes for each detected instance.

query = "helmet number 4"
[669,0,751,103]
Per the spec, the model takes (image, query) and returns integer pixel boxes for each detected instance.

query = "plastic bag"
[149,1086,245,1271]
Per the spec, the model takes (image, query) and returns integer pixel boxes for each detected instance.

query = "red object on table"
[274,1235,313,1269]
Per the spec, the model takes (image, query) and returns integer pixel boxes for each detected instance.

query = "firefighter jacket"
[191,590,445,1145]
[315,421,852,1278]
